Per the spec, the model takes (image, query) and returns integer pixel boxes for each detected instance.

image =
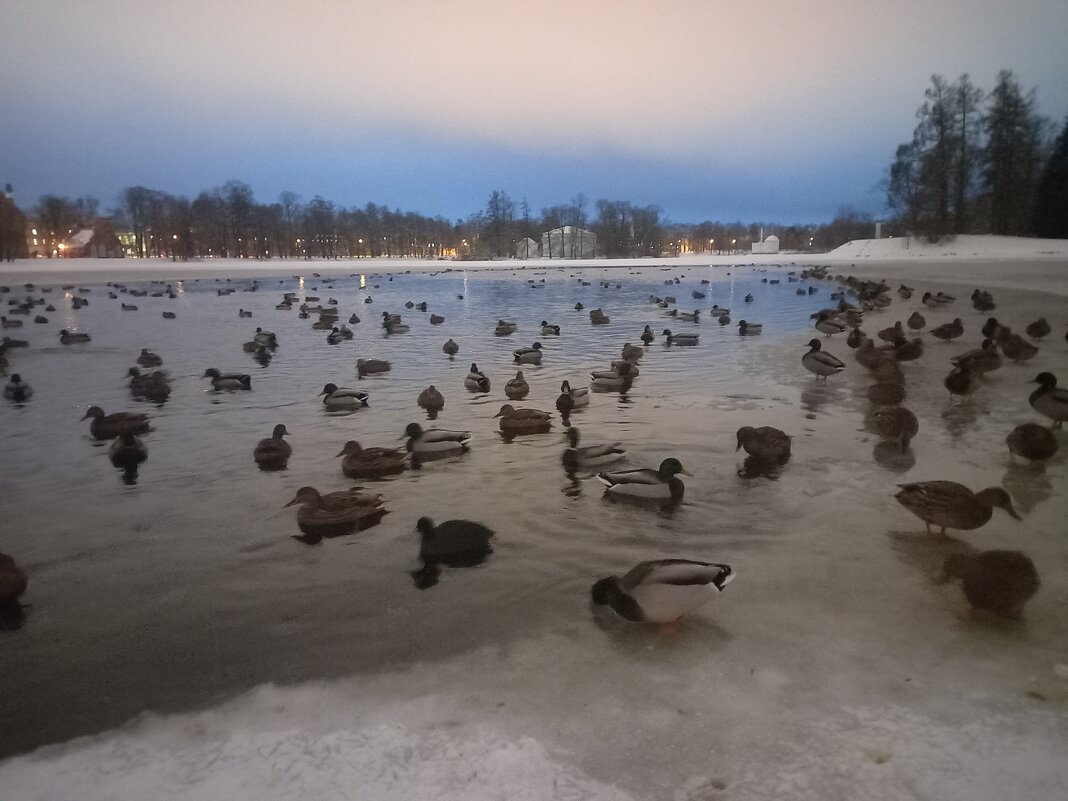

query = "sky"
[1,0,1066,225]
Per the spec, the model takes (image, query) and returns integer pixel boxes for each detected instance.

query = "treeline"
[886,70,1068,239]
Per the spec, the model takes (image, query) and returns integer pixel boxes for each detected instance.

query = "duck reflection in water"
[940,401,982,438]
[736,455,786,480]
[872,440,916,473]
[1001,461,1053,514]
[410,517,494,589]
[800,384,841,415]
[108,432,147,485]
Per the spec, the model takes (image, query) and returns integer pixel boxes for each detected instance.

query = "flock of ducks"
[1,263,1066,630]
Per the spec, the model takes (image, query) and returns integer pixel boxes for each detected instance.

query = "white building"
[515,237,539,258]
[541,226,597,259]
[752,234,780,254]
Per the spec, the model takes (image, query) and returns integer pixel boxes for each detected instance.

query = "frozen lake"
[1,259,1066,800]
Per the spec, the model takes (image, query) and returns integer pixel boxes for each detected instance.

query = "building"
[752,234,780,254]
[59,219,125,258]
[514,237,539,258]
[541,226,598,259]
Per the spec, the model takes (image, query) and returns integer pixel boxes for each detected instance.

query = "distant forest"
[3,68,1066,261]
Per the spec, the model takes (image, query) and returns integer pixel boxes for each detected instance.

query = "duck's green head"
[321,383,339,395]
[590,577,617,605]
[403,422,424,439]
[659,458,690,478]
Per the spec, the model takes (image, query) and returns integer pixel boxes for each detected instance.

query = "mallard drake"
[284,486,388,542]
[944,365,980,400]
[127,367,171,403]
[562,427,625,469]
[1025,318,1051,339]
[930,318,964,341]
[735,426,791,463]
[803,339,845,379]
[417,385,445,412]
[999,333,1038,363]
[865,405,919,452]
[906,311,926,331]
[320,383,369,410]
[336,440,407,478]
[403,423,471,454]
[598,458,689,502]
[737,320,762,335]
[662,329,698,346]
[591,559,734,630]
[58,329,91,343]
[202,368,252,390]
[411,517,495,589]
[640,325,655,344]
[442,338,459,357]
[82,406,150,440]
[356,358,391,378]
[0,552,29,630]
[494,320,518,336]
[952,340,1001,375]
[253,424,291,470]
[1006,423,1058,461]
[895,481,1020,535]
[560,379,589,407]
[513,342,543,364]
[540,321,561,335]
[495,404,552,435]
[136,349,162,367]
[3,374,32,402]
[464,362,490,392]
[944,550,1039,617]
[505,370,530,400]
[1029,372,1068,428]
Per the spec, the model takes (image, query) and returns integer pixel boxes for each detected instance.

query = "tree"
[952,74,984,232]
[122,186,156,257]
[484,190,516,257]
[0,193,28,261]
[36,195,78,240]
[1032,116,1068,238]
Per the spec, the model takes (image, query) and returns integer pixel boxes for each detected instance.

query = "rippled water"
[2,261,1066,798]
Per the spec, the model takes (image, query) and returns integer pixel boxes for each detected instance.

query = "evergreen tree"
[982,70,1045,235]
[1032,116,1068,238]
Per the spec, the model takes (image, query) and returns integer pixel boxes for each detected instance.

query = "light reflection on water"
[0,262,1066,765]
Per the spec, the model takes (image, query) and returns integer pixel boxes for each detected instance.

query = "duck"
[561,379,590,407]
[253,424,291,470]
[127,367,171,403]
[417,385,445,413]
[1006,423,1058,461]
[921,291,955,308]
[709,305,730,317]
[403,423,471,454]
[662,329,699,346]
[1029,372,1068,428]
[867,381,907,405]
[930,318,964,341]
[877,321,905,343]
[971,290,996,312]
[999,333,1038,363]
[589,365,635,390]
[513,342,543,364]
[348,314,360,324]
[336,440,407,478]
[944,365,980,401]
[464,362,490,392]
[737,320,762,335]
[0,552,28,630]
[136,349,163,367]
[326,328,344,345]
[82,406,151,440]
[58,329,91,344]
[597,458,690,502]
[253,328,277,349]
[620,342,644,361]
[442,338,459,357]
[744,293,754,303]
[411,517,495,589]
[562,427,625,470]
[319,383,369,410]
[495,404,552,435]
[430,314,445,324]
[356,358,391,378]
[735,426,791,463]
[504,370,530,400]
[494,320,518,336]
[894,481,1020,535]
[846,327,867,349]
[574,302,584,311]
[385,320,410,334]
[981,317,1006,340]
[906,311,926,331]
[1025,318,1051,339]
[640,325,655,345]
[284,486,388,542]
[892,337,925,362]
[813,311,847,337]
[3,374,32,402]
[0,316,23,329]
[670,309,700,322]
[951,339,1001,375]
[943,550,1040,617]
[238,308,253,318]
[590,559,735,631]
[898,284,914,299]
[802,339,845,379]
[589,308,610,324]
[202,368,252,390]
[380,312,402,329]
[540,321,561,335]
[864,405,919,452]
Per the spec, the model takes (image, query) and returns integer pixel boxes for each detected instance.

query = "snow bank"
[829,234,1068,260]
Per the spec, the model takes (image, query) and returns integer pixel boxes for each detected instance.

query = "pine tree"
[1032,117,1068,238]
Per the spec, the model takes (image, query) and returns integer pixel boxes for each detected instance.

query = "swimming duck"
[1025,318,1050,339]
[1029,372,1068,428]
[3,374,32,402]
[58,329,91,344]
[403,423,472,454]
[898,284,914,299]
[82,406,150,440]
[442,338,459,357]
[619,342,644,361]
[574,302,584,311]
[540,321,561,335]
[589,365,635,390]
[356,358,391,378]
[430,314,445,324]
[504,370,530,400]
[943,550,1040,617]
[512,342,543,365]
[930,318,964,341]
[0,552,28,630]
[670,309,700,322]
[348,314,360,324]
[385,320,410,334]
[709,305,730,317]
[589,308,610,324]
[284,486,388,542]
[202,368,252,390]
[951,340,1001,375]
[136,349,163,367]
[320,383,369,410]
[895,481,1020,535]
[253,424,291,470]
[640,325,655,345]
[944,365,980,401]
[336,440,408,479]
[253,328,277,349]
[495,404,552,435]
[591,559,735,631]
[238,309,253,318]
[597,458,690,502]
[813,311,846,337]
[1006,423,1058,461]
[906,312,926,331]
[417,385,445,413]
[494,320,518,336]
[999,333,1038,363]
[380,312,402,329]
[464,362,490,392]
[744,293,754,303]
[738,320,763,336]
[735,426,791,463]
[411,517,495,589]
[865,405,919,452]
[0,317,23,329]
[662,329,699,346]
[326,328,344,345]
[562,427,625,470]
[802,339,845,379]
[127,367,171,403]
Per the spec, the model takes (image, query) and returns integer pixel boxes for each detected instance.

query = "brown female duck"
[336,440,408,479]
[895,481,1020,535]
[284,486,388,542]
[81,406,150,440]
[253,424,291,470]
[495,404,552,435]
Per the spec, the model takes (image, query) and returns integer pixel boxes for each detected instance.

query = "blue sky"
[2,0,1066,224]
